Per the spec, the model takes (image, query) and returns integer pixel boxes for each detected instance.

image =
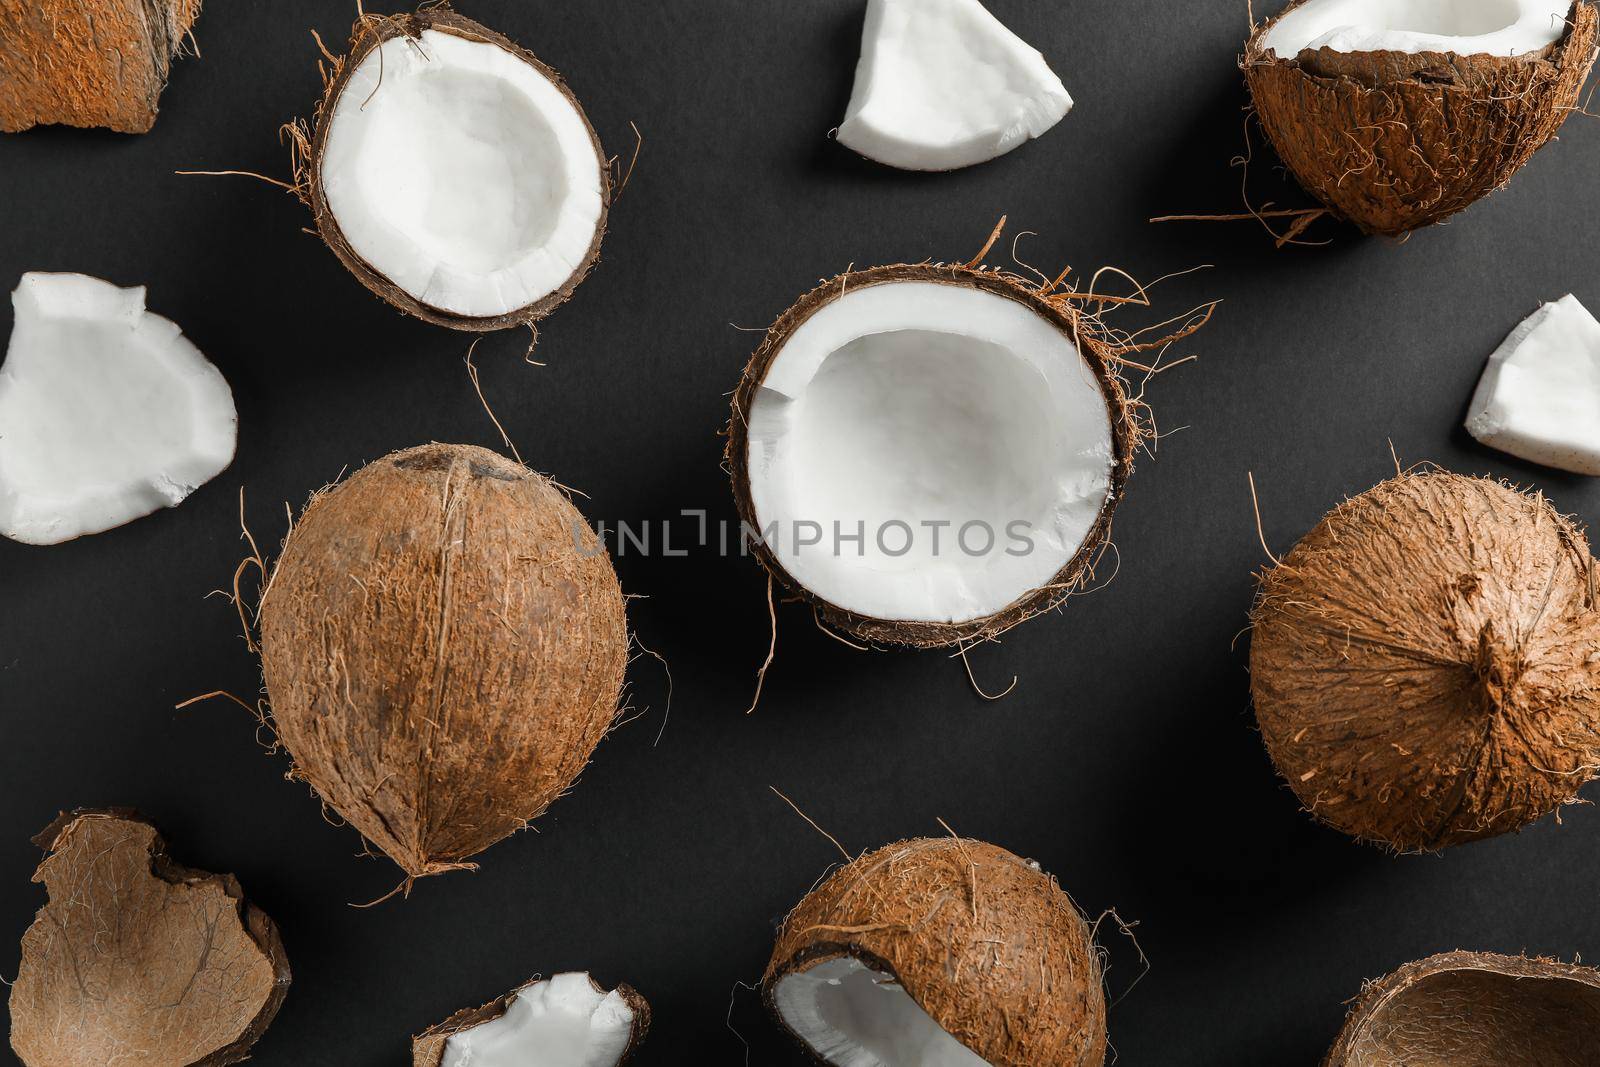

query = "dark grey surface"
[2,2,1599,1064]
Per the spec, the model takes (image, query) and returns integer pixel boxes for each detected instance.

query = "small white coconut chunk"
[1263,0,1572,58]
[440,973,636,1067]
[320,29,604,319]
[774,956,990,1067]
[1465,294,1600,476]
[0,273,237,545]
[837,0,1072,171]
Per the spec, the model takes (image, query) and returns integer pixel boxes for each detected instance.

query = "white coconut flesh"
[837,0,1071,171]
[773,956,990,1067]
[745,281,1114,625]
[0,273,236,545]
[1466,294,1600,475]
[1263,0,1572,57]
[320,29,604,319]
[440,974,636,1067]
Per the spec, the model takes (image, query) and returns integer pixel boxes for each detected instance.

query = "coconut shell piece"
[1251,470,1600,851]
[9,810,291,1067]
[1242,1,1599,236]
[0,0,200,133]
[1324,951,1600,1066]
[412,975,650,1067]
[764,837,1107,1066]
[259,443,628,880]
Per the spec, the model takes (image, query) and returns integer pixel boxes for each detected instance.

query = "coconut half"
[304,9,608,330]
[0,272,237,545]
[413,973,649,1067]
[9,810,291,1067]
[1323,951,1600,1066]
[1243,0,1598,235]
[728,263,1136,648]
[764,837,1107,1067]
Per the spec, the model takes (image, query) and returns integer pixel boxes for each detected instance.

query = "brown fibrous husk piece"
[293,5,609,331]
[764,836,1107,1067]
[1324,950,1600,1066]
[258,443,628,880]
[9,809,291,1067]
[1250,469,1600,852]
[0,0,200,133]
[411,975,651,1067]
[1242,1,1599,236]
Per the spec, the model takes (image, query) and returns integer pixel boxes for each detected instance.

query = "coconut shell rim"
[411,973,650,1067]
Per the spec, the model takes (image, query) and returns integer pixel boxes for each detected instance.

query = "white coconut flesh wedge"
[1466,294,1600,475]
[415,973,647,1067]
[1262,0,1573,58]
[837,0,1072,171]
[0,273,236,545]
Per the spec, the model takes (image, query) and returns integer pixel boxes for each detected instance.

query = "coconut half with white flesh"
[304,8,608,331]
[0,272,237,545]
[412,973,649,1067]
[837,0,1071,171]
[1243,0,1598,235]
[764,838,1107,1067]
[728,263,1136,649]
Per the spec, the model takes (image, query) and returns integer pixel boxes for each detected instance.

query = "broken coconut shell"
[9,809,290,1067]
[258,443,628,880]
[1323,950,1600,1066]
[1242,1,1599,236]
[764,837,1107,1066]
[0,0,200,133]
[412,974,650,1067]
[1250,470,1600,851]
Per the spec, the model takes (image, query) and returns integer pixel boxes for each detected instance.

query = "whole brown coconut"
[10,810,291,1067]
[764,837,1107,1066]
[0,0,200,133]
[259,443,628,879]
[1242,2,1599,236]
[1250,470,1600,851]
[1324,951,1600,1066]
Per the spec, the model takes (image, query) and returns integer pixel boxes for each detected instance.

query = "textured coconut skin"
[9,810,291,1067]
[0,0,200,133]
[1323,951,1600,1066]
[411,975,651,1067]
[259,443,628,878]
[764,837,1107,1067]
[1251,471,1600,851]
[301,6,610,332]
[1243,1,1598,236]
[727,263,1138,649]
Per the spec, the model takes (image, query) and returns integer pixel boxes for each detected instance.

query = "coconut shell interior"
[412,976,650,1067]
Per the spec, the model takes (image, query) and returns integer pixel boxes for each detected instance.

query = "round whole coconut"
[1250,470,1600,851]
[764,837,1106,1066]
[1323,951,1600,1066]
[259,443,627,879]
[1242,0,1599,236]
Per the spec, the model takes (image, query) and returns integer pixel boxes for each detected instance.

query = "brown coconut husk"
[258,443,628,880]
[1242,1,1599,236]
[1250,470,1600,852]
[293,5,609,332]
[1323,951,1600,1066]
[9,810,291,1067]
[412,976,651,1067]
[764,837,1107,1067]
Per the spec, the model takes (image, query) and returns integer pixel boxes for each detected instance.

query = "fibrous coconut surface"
[0,272,237,545]
[413,973,649,1067]
[9,810,290,1067]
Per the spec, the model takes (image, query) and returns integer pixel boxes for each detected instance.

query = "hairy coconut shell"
[726,262,1138,649]
[411,975,650,1067]
[9,810,291,1067]
[1324,951,1600,1066]
[0,0,200,133]
[1250,470,1600,851]
[300,7,609,332]
[764,837,1107,1066]
[259,443,628,879]
[1243,1,1599,235]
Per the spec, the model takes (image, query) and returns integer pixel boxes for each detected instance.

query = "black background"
[3,2,1600,1064]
